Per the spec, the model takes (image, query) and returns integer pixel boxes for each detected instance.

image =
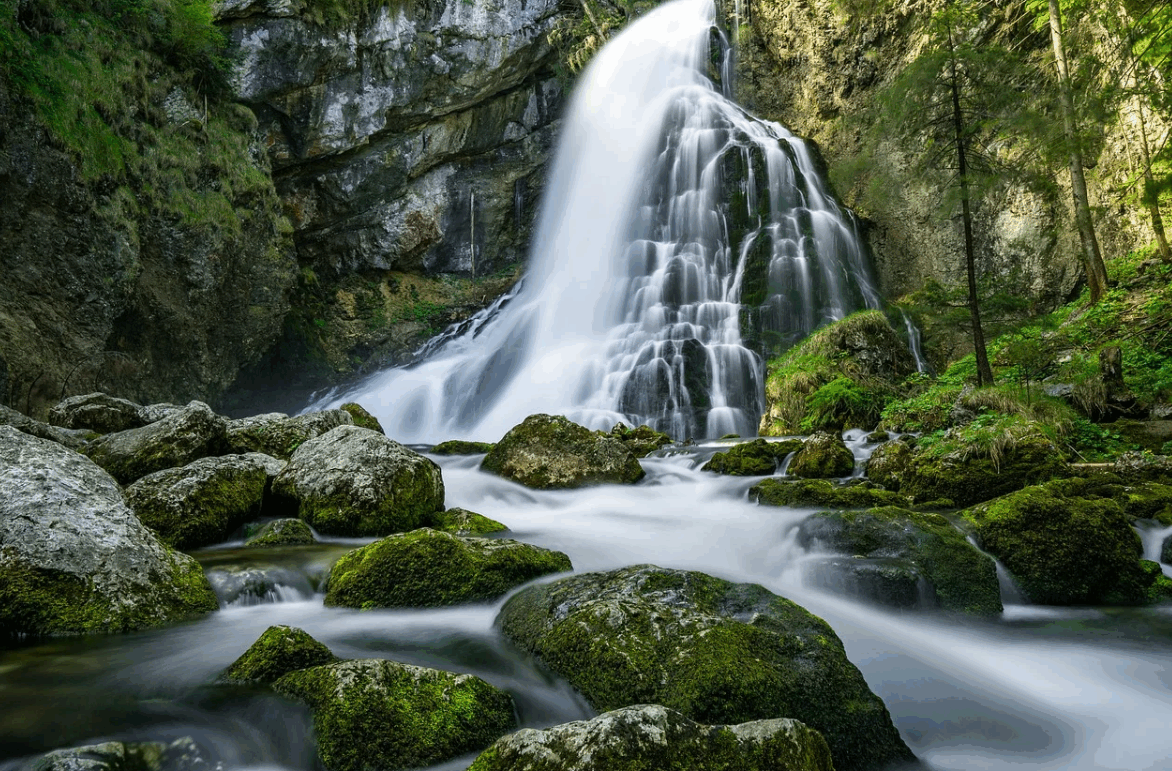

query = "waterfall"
[321,0,880,442]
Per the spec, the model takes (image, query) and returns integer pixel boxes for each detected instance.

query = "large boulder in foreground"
[787,431,855,479]
[125,454,273,550]
[271,425,444,537]
[0,426,218,636]
[219,625,337,685]
[481,414,645,489]
[497,565,913,771]
[797,507,1002,616]
[966,482,1169,605]
[467,704,833,771]
[325,528,571,608]
[48,392,147,435]
[274,659,515,771]
[84,401,227,484]
[225,409,353,460]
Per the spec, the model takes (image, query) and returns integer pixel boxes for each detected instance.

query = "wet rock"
[432,440,496,455]
[702,438,801,476]
[85,401,228,484]
[204,565,316,606]
[125,454,272,550]
[797,507,1002,616]
[467,704,833,771]
[429,507,508,536]
[1113,451,1172,484]
[22,736,215,771]
[497,565,914,771]
[271,425,445,536]
[48,393,147,435]
[339,402,383,434]
[219,625,337,686]
[274,659,515,771]
[481,414,645,489]
[608,422,674,457]
[0,426,218,636]
[225,409,353,460]
[863,439,913,491]
[325,528,570,608]
[787,432,855,479]
[245,518,316,547]
[966,482,1170,605]
[751,478,908,509]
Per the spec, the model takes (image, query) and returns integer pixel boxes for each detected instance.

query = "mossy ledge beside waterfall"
[324,0,880,442]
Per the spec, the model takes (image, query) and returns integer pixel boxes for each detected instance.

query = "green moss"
[128,462,267,550]
[245,519,317,547]
[787,432,855,479]
[428,508,508,536]
[481,414,645,489]
[607,422,674,457]
[325,529,571,609]
[220,625,337,685]
[751,478,908,509]
[702,439,801,475]
[274,659,515,771]
[339,403,384,434]
[432,440,496,455]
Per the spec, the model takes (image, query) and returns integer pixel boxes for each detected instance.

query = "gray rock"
[271,425,445,536]
[467,704,834,771]
[481,414,645,489]
[138,403,186,424]
[48,392,147,434]
[0,404,91,451]
[21,736,217,771]
[0,426,218,636]
[85,401,228,484]
[124,454,272,550]
[205,564,316,606]
[225,409,352,459]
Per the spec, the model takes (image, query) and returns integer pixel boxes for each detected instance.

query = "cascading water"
[321,0,880,441]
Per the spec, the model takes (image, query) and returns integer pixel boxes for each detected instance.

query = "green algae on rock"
[751,478,909,509]
[271,425,444,537]
[787,431,855,479]
[467,704,834,771]
[432,440,497,456]
[496,565,914,771]
[339,403,384,434]
[482,414,645,489]
[219,625,338,686]
[797,507,1002,616]
[702,438,801,476]
[325,529,570,609]
[274,659,515,771]
[245,518,317,547]
[0,426,218,637]
[429,507,509,536]
[84,401,228,484]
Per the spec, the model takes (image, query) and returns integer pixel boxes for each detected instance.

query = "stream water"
[3,445,1172,771]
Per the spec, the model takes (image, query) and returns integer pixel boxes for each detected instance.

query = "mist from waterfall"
[321,0,880,442]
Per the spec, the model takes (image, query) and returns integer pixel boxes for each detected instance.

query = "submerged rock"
[432,440,496,456]
[125,454,272,550]
[751,478,908,509]
[497,565,914,771]
[274,659,515,771]
[225,409,353,460]
[271,425,444,536]
[429,507,508,536]
[0,426,218,636]
[481,414,645,489]
[467,704,833,771]
[85,401,228,484]
[22,737,214,771]
[702,438,801,476]
[797,507,1002,616]
[325,528,570,608]
[204,565,315,606]
[219,625,337,686]
[245,518,317,547]
[48,392,147,435]
[787,431,855,479]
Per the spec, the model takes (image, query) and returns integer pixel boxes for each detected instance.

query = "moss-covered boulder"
[901,419,1068,507]
[271,425,444,537]
[797,507,1002,616]
[702,438,801,476]
[273,659,515,771]
[125,454,272,550]
[787,432,855,479]
[225,409,353,460]
[481,414,645,489]
[751,478,908,509]
[325,529,571,608]
[24,737,212,771]
[0,426,217,637]
[1118,481,1172,522]
[339,402,384,434]
[497,565,913,771]
[966,482,1166,605]
[608,422,674,457]
[245,518,317,547]
[863,439,913,491]
[1113,451,1172,483]
[429,507,508,536]
[219,625,337,685]
[432,440,496,455]
[467,704,834,771]
[48,392,147,435]
[84,401,228,484]
[758,311,915,436]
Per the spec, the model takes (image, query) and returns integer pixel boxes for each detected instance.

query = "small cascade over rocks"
[321,0,879,442]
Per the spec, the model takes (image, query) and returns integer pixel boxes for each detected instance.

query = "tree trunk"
[1048,0,1110,302]
[1137,105,1172,263]
[949,26,994,388]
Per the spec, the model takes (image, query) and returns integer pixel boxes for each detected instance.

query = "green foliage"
[800,377,884,432]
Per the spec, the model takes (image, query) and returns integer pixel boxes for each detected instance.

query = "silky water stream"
[3,445,1172,771]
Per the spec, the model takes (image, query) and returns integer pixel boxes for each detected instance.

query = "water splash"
[321,0,880,442]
